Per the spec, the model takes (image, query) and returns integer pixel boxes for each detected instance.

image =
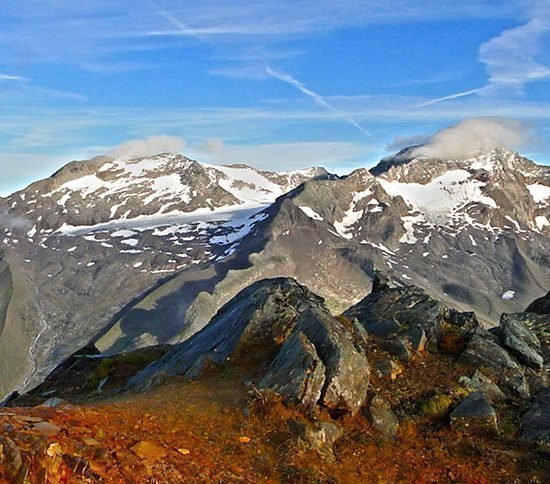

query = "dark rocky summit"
[128,278,370,415]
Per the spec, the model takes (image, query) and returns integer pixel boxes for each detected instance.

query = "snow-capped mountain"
[0,154,329,398]
[0,147,548,401]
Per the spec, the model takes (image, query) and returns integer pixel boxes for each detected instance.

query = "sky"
[0,0,549,195]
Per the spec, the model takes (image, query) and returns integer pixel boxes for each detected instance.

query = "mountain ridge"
[0,146,548,400]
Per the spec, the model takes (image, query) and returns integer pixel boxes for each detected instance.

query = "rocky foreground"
[0,276,548,482]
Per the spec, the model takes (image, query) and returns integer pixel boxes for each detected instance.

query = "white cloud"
[0,73,26,82]
[107,135,186,159]
[479,2,550,89]
[410,117,534,159]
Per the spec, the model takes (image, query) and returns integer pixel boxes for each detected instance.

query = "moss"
[114,352,157,367]
[419,394,454,418]
[94,358,114,380]
[451,386,471,400]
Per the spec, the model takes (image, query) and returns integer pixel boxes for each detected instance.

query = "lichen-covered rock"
[344,277,480,352]
[419,394,453,418]
[363,395,399,440]
[520,388,550,446]
[499,314,543,369]
[259,332,325,410]
[459,334,530,399]
[450,392,498,435]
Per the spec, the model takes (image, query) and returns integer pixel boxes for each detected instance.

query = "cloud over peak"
[107,136,186,160]
[410,117,534,160]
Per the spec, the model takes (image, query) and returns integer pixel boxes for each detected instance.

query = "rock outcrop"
[129,278,370,415]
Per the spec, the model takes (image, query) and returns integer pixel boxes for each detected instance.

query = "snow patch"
[298,206,324,221]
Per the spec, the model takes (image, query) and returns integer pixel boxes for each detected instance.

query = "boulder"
[363,395,399,440]
[520,388,550,446]
[288,419,344,460]
[293,308,370,414]
[504,312,549,365]
[259,332,325,410]
[450,392,498,435]
[459,334,530,399]
[499,314,543,369]
[406,326,427,352]
[380,338,412,363]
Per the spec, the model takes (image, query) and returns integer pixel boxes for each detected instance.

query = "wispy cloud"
[265,66,371,136]
[0,73,27,82]
[479,1,550,90]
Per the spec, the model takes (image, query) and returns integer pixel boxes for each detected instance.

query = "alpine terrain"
[0,145,548,481]
[1,147,548,400]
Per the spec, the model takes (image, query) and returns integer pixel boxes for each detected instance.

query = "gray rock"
[450,392,498,434]
[520,388,550,446]
[288,419,344,460]
[380,338,412,363]
[500,314,543,369]
[459,334,530,399]
[344,280,481,353]
[363,395,399,440]
[459,370,506,403]
[504,312,549,366]
[294,308,370,415]
[366,319,401,339]
[259,332,325,410]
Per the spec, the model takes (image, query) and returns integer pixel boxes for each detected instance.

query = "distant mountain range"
[0,147,548,399]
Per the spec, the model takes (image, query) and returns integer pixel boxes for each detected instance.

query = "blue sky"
[0,0,549,194]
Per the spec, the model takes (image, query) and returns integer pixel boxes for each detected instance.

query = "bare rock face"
[258,332,326,410]
[129,278,370,415]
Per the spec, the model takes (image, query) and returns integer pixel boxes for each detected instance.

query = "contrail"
[414,85,494,109]
[265,66,371,136]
